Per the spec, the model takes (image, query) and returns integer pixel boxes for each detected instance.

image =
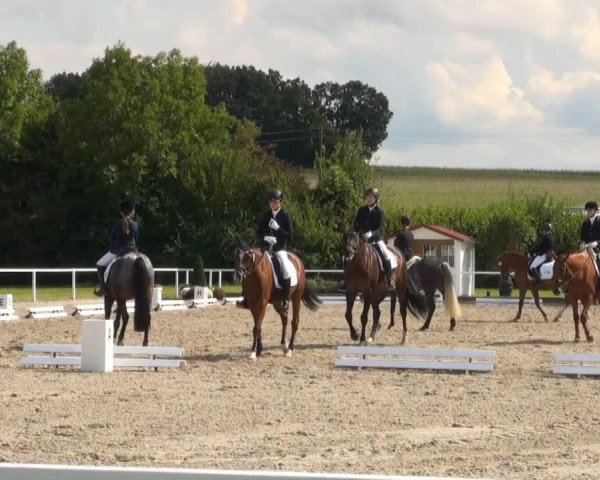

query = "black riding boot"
[94,266,107,297]
[281,278,291,311]
[384,259,396,291]
[533,268,542,287]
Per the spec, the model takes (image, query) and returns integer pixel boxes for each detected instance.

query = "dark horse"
[233,248,322,359]
[497,251,559,322]
[389,257,461,332]
[553,249,597,342]
[104,251,154,346]
[342,231,428,345]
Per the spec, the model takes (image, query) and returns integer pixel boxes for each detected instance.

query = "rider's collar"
[271,208,281,216]
[368,204,377,211]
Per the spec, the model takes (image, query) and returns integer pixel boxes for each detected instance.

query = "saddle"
[104,252,138,282]
[267,253,298,290]
[527,261,555,282]
[370,243,398,271]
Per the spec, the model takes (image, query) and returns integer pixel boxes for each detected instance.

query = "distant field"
[304,167,600,208]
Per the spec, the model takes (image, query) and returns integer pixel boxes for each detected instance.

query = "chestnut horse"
[233,248,322,359]
[497,251,558,322]
[342,231,428,345]
[553,250,597,342]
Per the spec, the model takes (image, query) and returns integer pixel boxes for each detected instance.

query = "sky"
[2,0,600,170]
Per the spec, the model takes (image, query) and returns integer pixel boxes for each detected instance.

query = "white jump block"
[336,346,495,373]
[81,320,114,372]
[73,304,105,317]
[156,299,189,311]
[553,352,600,377]
[0,294,18,320]
[476,297,542,306]
[188,298,218,308]
[21,343,185,370]
[25,305,67,319]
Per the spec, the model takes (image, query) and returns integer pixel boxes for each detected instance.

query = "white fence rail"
[0,267,500,303]
[0,464,482,480]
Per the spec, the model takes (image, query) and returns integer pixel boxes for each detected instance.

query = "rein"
[237,249,268,281]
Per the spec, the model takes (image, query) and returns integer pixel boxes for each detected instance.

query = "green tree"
[313,80,393,157]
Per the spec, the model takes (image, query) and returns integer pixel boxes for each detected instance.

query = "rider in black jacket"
[528,223,555,286]
[394,215,414,261]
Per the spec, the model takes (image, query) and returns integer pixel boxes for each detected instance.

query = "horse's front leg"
[359,295,371,344]
[397,287,409,344]
[345,290,359,341]
[580,301,594,342]
[286,295,302,357]
[250,303,267,360]
[532,288,547,322]
[511,289,526,322]
[368,299,382,343]
[419,294,436,331]
[572,302,581,342]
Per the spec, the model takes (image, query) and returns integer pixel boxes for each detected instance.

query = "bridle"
[234,248,267,281]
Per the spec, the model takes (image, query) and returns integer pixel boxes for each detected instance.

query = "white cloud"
[573,8,600,59]
[231,0,248,26]
[529,67,600,96]
[425,57,541,126]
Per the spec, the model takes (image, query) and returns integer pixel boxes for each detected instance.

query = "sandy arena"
[1,301,599,480]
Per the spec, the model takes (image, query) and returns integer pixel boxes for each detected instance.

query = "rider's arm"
[275,213,293,239]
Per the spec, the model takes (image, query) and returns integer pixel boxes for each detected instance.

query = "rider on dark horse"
[237,189,294,311]
[94,200,139,297]
[353,187,395,291]
[394,215,415,261]
[528,222,554,286]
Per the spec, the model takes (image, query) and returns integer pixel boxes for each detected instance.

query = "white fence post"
[32,270,37,303]
[175,271,179,298]
[208,270,213,288]
[72,270,77,300]
[218,270,222,288]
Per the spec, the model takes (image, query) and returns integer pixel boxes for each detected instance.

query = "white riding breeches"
[376,240,393,261]
[274,250,292,279]
[530,255,549,270]
[97,251,117,268]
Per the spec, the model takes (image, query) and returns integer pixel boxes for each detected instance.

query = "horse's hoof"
[553,318,560,323]
[574,338,580,343]
[284,350,292,358]
[249,352,257,360]
[351,333,359,341]
[387,323,394,330]
[367,337,373,344]
[450,319,456,331]
[509,318,519,323]
[543,316,548,322]
[587,336,594,343]
[419,326,428,332]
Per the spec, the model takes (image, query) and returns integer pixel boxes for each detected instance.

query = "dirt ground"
[1,301,600,480]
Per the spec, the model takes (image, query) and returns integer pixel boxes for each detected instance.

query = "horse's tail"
[302,283,322,312]
[133,256,152,332]
[441,262,461,319]
[406,287,429,320]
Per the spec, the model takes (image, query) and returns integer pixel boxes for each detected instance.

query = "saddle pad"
[527,261,555,281]
[267,253,298,290]
[374,245,398,271]
[406,256,421,270]
[104,253,138,282]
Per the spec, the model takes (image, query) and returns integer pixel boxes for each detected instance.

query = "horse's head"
[342,231,361,262]
[497,252,513,284]
[233,247,259,283]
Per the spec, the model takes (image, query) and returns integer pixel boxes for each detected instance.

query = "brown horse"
[233,248,322,359]
[342,231,428,345]
[553,250,597,342]
[497,251,558,322]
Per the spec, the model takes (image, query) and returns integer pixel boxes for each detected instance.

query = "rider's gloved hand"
[591,241,598,248]
[362,231,373,241]
[268,219,280,231]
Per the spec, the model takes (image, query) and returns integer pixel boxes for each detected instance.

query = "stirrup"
[281,297,290,311]
[93,285,104,297]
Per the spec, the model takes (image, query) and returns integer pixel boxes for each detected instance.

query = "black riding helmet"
[119,200,136,215]
[585,201,598,211]
[543,222,553,232]
[364,187,380,200]
[268,189,283,201]
[400,215,411,227]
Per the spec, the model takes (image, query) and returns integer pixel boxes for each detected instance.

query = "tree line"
[0,41,581,276]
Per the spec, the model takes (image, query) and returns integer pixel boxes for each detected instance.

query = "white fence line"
[0,464,482,480]
[0,267,501,303]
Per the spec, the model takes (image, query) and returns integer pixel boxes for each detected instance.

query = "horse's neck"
[505,253,528,269]
[350,243,378,278]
